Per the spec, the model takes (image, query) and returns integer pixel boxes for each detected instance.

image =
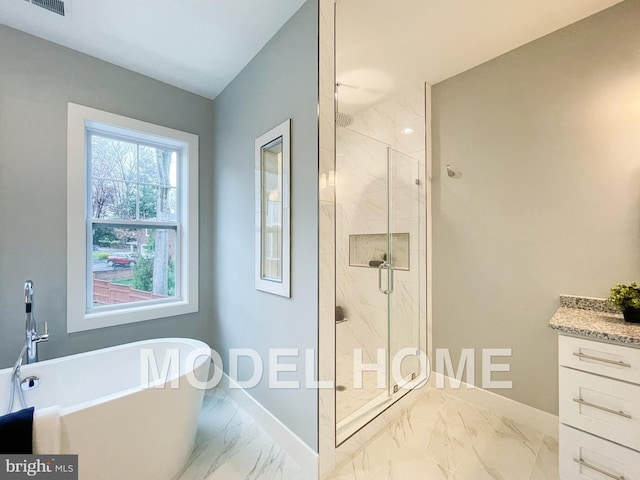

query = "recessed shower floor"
[178,385,558,480]
[336,353,388,423]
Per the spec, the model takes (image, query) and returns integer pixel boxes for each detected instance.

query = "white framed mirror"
[255,119,291,297]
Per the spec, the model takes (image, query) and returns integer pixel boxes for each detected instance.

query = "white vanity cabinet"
[558,335,640,480]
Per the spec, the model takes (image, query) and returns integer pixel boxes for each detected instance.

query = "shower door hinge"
[393,384,399,394]
[411,372,417,381]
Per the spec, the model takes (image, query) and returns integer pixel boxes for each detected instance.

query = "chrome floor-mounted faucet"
[24,280,48,364]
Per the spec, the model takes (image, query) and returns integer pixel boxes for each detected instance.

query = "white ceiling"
[0,0,307,100]
[0,0,625,105]
[337,0,624,113]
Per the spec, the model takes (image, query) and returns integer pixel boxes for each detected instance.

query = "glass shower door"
[389,149,422,387]
[335,128,422,443]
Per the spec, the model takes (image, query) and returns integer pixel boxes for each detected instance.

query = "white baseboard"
[429,372,559,439]
[222,373,318,479]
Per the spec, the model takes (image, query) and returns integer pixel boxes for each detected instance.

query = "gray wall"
[210,1,319,450]
[0,25,214,368]
[432,0,640,415]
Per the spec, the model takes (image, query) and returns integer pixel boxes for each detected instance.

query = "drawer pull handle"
[573,398,632,419]
[573,457,625,480]
[573,352,631,368]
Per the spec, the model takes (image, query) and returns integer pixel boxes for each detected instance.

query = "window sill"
[67,299,198,333]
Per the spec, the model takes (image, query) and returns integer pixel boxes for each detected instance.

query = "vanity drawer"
[559,366,640,451]
[559,335,640,384]
[560,424,640,480]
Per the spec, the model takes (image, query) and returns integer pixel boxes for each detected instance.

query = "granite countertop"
[548,295,640,346]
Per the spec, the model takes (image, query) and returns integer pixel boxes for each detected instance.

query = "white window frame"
[254,119,291,297]
[67,103,199,332]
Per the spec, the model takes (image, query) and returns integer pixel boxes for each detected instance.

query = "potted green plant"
[608,283,640,324]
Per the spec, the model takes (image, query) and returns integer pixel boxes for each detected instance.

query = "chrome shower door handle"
[378,262,388,294]
[378,262,393,294]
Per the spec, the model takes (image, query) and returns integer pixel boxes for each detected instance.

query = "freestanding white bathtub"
[0,337,211,480]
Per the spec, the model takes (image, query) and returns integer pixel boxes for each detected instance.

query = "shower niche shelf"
[349,233,410,270]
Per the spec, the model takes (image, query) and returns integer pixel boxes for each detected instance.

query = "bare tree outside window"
[89,133,178,306]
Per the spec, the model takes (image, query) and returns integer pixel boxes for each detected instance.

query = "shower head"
[335,82,355,127]
[336,112,353,128]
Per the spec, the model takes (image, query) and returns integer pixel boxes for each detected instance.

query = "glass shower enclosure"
[335,127,425,443]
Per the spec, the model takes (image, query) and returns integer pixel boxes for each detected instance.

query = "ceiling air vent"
[25,0,66,17]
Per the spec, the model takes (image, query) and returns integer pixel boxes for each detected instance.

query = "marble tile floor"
[327,388,559,480]
[176,387,305,480]
[177,385,558,480]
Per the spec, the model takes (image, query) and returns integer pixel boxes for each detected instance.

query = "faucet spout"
[24,280,48,364]
[25,280,35,330]
[24,281,34,305]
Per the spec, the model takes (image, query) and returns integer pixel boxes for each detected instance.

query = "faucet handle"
[35,321,49,343]
[35,332,49,343]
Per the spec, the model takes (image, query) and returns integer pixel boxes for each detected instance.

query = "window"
[67,103,198,332]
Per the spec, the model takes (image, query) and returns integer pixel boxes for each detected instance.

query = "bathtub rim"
[1,337,212,416]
